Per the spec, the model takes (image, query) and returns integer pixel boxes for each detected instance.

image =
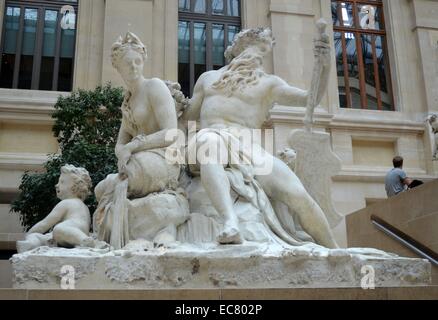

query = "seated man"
[385,156,413,198]
[17,165,95,253]
[183,28,339,249]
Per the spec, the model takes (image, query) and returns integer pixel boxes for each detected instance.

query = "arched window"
[178,0,241,97]
[0,0,78,91]
[332,0,394,111]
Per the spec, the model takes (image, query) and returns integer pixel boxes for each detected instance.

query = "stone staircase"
[346,179,438,285]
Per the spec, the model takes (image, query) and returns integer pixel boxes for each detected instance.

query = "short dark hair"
[393,156,404,168]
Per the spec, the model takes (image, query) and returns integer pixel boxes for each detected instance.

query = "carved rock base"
[11,242,431,289]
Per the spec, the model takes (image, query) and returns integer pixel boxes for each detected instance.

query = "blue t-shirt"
[385,168,407,197]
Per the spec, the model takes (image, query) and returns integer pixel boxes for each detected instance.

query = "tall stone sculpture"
[11,29,431,290]
[93,33,189,249]
[183,27,338,249]
[427,114,438,161]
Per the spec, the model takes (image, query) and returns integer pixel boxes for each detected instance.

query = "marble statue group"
[18,21,342,253]
[13,21,433,290]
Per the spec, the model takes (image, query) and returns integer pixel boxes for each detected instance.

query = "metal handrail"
[371,215,438,267]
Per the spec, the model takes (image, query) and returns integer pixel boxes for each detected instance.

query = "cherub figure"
[17,165,95,253]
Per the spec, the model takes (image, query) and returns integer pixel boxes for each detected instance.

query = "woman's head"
[111,32,147,82]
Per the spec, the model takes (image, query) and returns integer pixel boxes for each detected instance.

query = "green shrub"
[11,84,124,231]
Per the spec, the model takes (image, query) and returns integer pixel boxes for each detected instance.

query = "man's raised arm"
[271,77,308,107]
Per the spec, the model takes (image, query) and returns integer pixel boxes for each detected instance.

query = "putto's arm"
[271,77,308,107]
[28,202,67,234]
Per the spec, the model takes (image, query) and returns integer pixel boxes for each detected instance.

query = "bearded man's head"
[225,28,275,63]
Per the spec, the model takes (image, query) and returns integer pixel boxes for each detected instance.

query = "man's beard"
[212,53,264,95]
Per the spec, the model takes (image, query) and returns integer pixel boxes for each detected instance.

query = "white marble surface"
[16,165,94,253]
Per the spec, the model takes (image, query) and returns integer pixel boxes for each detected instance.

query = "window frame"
[0,0,78,91]
[332,0,395,111]
[179,0,242,96]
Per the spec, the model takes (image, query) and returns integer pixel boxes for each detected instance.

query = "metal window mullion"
[380,10,395,111]
[224,0,228,16]
[341,32,352,109]
[68,12,77,91]
[336,2,352,109]
[224,23,228,48]
[179,12,240,24]
[8,0,78,7]
[52,9,62,91]
[189,21,195,97]
[352,3,367,109]
[370,35,382,110]
[0,4,9,74]
[12,5,25,89]
[31,7,44,89]
[333,26,385,36]
[206,22,212,71]
[206,0,212,16]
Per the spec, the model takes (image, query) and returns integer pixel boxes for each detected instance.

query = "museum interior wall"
[0,0,437,253]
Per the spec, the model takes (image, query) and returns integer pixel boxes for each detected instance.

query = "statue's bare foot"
[217,222,242,245]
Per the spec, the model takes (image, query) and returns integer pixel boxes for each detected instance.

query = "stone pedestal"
[11,243,431,290]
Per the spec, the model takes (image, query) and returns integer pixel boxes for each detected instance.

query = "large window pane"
[212,0,224,15]
[39,10,57,90]
[227,0,240,17]
[1,6,21,88]
[1,1,78,91]
[345,34,361,109]
[334,32,348,108]
[4,7,21,54]
[358,4,384,30]
[178,21,190,96]
[178,0,241,96]
[332,1,354,28]
[376,35,392,111]
[194,22,206,82]
[227,25,240,46]
[179,0,190,11]
[18,8,38,89]
[332,0,393,111]
[58,23,76,91]
[212,24,224,69]
[194,0,206,13]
